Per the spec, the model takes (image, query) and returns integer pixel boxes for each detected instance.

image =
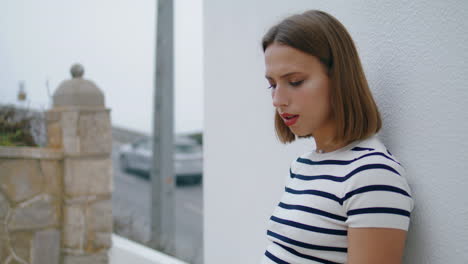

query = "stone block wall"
[1,64,113,264]
[0,108,113,264]
[0,147,63,264]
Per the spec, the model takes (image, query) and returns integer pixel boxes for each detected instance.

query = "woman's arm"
[347,227,407,264]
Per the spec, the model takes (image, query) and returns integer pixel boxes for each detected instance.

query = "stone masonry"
[0,64,113,264]
[0,147,63,264]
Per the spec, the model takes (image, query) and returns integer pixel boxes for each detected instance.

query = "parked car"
[118,136,203,185]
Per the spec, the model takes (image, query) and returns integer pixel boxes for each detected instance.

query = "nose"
[272,85,289,108]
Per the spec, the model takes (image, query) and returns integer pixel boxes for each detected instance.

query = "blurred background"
[0,0,203,263]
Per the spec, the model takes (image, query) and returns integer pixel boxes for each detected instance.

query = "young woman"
[261,10,414,264]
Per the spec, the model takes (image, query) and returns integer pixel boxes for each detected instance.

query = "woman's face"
[264,43,333,137]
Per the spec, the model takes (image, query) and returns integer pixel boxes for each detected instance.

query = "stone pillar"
[47,64,113,264]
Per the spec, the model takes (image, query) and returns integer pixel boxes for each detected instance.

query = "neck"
[314,138,345,153]
[313,123,346,153]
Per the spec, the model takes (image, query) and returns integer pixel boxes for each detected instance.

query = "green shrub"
[187,132,203,145]
[0,106,37,147]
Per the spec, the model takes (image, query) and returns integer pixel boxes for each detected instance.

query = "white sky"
[0,0,203,134]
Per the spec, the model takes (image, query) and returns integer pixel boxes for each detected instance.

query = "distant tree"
[187,132,203,145]
[0,105,38,147]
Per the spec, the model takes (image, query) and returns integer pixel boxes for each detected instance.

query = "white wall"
[203,0,468,263]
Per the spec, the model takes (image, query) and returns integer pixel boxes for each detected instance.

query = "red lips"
[280,113,299,126]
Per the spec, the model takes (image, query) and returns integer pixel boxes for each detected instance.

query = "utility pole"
[151,0,175,255]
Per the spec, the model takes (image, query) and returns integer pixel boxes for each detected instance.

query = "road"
[111,143,203,264]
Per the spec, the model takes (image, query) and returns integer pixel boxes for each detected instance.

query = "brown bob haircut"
[262,10,381,145]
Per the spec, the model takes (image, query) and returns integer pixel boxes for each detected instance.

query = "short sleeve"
[342,162,414,231]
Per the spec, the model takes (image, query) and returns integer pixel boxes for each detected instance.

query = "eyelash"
[267,80,304,89]
[290,80,304,87]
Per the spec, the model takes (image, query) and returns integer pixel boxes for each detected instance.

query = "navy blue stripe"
[270,216,347,235]
[351,146,374,151]
[290,164,401,182]
[285,187,341,203]
[347,207,411,217]
[296,152,400,166]
[278,202,347,221]
[286,184,410,206]
[274,242,341,264]
[267,230,347,252]
[265,251,289,264]
[342,185,411,202]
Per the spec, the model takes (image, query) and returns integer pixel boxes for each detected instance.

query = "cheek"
[300,83,331,116]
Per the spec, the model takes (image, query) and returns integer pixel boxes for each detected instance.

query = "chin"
[297,134,313,139]
[290,127,313,138]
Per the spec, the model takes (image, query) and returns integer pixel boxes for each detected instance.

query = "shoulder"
[348,135,406,178]
[341,135,410,189]
[341,136,414,230]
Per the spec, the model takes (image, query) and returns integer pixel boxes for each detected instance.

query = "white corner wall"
[203,1,468,263]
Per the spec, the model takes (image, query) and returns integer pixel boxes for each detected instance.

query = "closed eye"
[290,80,304,87]
[267,84,276,89]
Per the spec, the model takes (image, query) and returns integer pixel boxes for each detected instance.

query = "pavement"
[112,142,203,264]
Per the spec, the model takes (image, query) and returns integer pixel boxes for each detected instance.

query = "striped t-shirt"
[261,135,414,264]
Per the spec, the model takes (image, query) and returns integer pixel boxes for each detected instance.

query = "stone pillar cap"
[53,64,105,107]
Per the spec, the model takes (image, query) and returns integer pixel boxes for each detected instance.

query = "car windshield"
[175,144,199,153]
[142,141,152,150]
[140,139,200,153]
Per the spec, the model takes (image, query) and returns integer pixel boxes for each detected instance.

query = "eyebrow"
[265,72,302,80]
